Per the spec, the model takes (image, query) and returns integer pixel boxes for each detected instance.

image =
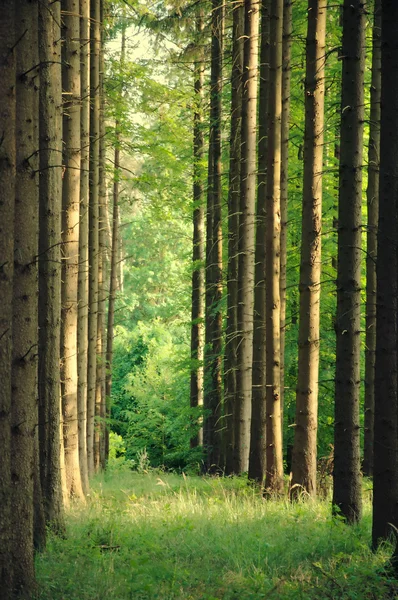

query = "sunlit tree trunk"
[265,0,284,494]
[203,0,224,472]
[38,0,64,529]
[78,0,91,494]
[87,0,101,477]
[363,0,381,478]
[11,0,39,593]
[249,0,270,483]
[0,4,15,595]
[235,0,259,473]
[61,0,85,499]
[279,0,292,423]
[224,0,244,474]
[372,0,398,549]
[333,0,366,524]
[291,0,327,499]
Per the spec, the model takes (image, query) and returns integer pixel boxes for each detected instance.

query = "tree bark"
[38,0,64,531]
[363,0,381,478]
[265,0,284,494]
[0,4,15,595]
[78,0,91,494]
[203,0,224,472]
[11,0,40,593]
[249,0,270,484]
[87,0,101,477]
[224,0,244,475]
[190,8,205,450]
[279,0,292,423]
[333,0,366,524]
[235,0,259,473]
[291,0,327,499]
[61,0,85,500]
[372,0,398,549]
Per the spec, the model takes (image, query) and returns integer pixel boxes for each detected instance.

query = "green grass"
[35,468,398,599]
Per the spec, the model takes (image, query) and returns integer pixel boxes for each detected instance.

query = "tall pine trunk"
[265,0,284,494]
[372,0,398,548]
[363,0,381,478]
[204,0,224,472]
[11,0,39,592]
[38,0,64,527]
[333,0,366,524]
[249,0,270,483]
[224,0,244,474]
[279,0,292,420]
[291,0,327,498]
[0,4,15,594]
[87,0,101,477]
[78,0,91,494]
[190,8,205,449]
[61,0,85,499]
[235,0,259,473]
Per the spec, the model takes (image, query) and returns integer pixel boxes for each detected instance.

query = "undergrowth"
[35,467,398,599]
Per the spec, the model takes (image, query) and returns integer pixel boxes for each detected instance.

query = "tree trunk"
[38,0,64,530]
[87,0,101,477]
[190,8,205,450]
[333,0,366,524]
[249,0,270,484]
[372,0,398,549]
[11,0,40,593]
[291,0,327,499]
[61,0,85,500]
[235,0,259,473]
[363,0,381,478]
[224,0,244,475]
[203,0,224,472]
[0,4,15,595]
[279,0,292,423]
[77,0,91,494]
[265,0,284,494]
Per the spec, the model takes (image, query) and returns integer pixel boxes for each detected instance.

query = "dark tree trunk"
[372,0,398,549]
[333,0,366,524]
[203,0,224,472]
[11,0,40,593]
[363,0,381,478]
[0,3,15,595]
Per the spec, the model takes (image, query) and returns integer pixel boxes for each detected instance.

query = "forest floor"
[35,468,398,599]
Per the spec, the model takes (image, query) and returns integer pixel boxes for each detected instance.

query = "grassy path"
[35,469,397,599]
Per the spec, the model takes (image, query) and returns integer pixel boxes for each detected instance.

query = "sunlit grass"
[35,468,398,599]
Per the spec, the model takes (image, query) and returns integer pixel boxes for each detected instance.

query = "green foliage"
[35,472,398,599]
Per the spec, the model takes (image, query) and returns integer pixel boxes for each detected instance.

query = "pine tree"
[333,0,366,523]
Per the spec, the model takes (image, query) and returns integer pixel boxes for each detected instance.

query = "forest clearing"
[3,0,398,597]
[35,469,395,600]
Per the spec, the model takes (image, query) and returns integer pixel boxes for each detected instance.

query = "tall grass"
[35,468,397,599]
